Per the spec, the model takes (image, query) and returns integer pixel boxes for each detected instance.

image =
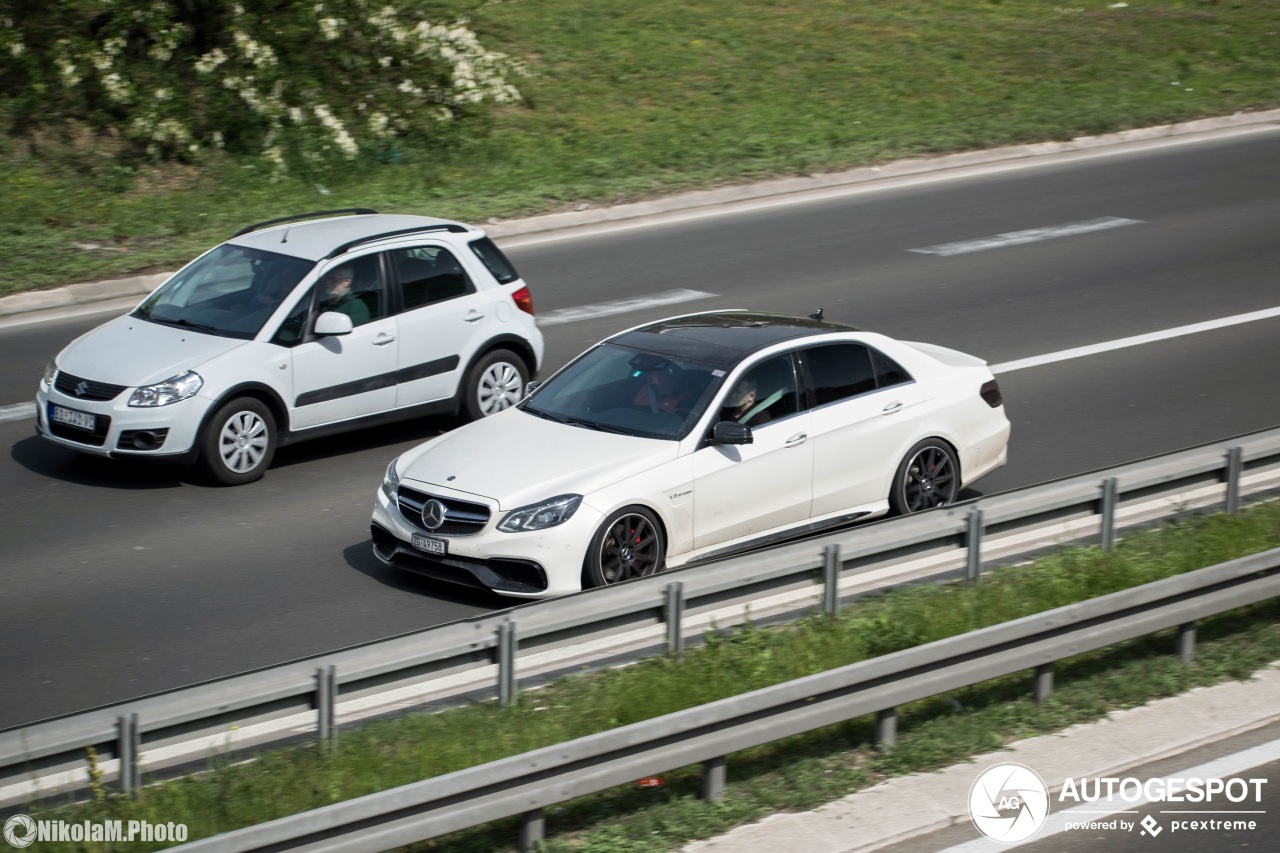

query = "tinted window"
[719,354,799,426]
[871,349,912,388]
[805,344,876,405]
[393,246,475,310]
[469,236,520,284]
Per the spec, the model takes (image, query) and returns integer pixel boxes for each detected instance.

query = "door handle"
[784,432,808,447]
[373,333,396,346]
[464,310,485,323]
[881,401,903,415]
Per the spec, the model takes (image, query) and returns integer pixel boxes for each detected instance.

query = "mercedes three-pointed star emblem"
[422,499,447,531]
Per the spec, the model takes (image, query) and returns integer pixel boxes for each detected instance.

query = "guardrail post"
[316,665,337,750]
[518,808,545,852]
[875,708,897,749]
[498,620,517,709]
[702,756,727,802]
[966,508,984,583]
[116,712,139,796]
[665,581,685,657]
[1100,477,1118,551]
[1225,447,1243,515]
[822,544,841,617]
[1177,622,1197,663]
[1033,663,1054,704]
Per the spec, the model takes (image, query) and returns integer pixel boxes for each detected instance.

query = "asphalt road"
[2,129,1279,730]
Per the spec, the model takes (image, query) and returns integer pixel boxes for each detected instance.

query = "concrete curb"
[683,662,1280,853]
[3,107,1278,321]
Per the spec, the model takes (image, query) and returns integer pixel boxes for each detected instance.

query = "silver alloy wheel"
[217,410,270,474]
[477,361,524,415]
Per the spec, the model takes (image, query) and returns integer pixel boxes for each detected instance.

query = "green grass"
[18,501,1280,851]
[2,0,1278,293]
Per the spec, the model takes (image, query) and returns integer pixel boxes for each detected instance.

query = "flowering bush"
[0,0,525,174]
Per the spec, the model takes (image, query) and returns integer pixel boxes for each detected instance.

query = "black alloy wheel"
[584,506,666,588]
[889,439,960,515]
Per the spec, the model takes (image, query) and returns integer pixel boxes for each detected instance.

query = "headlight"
[128,371,203,407]
[497,494,582,533]
[381,458,400,501]
[41,359,58,389]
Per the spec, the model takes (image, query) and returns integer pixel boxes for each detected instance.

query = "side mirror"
[314,311,354,336]
[711,421,753,445]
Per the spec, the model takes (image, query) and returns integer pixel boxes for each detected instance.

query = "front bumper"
[35,380,212,461]
[370,482,602,599]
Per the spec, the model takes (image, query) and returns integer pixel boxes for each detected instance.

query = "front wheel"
[462,349,528,421]
[889,439,959,515]
[198,397,277,485]
[583,506,666,588]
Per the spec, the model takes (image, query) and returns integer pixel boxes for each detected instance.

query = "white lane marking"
[0,402,35,424]
[536,288,716,326]
[910,216,1142,256]
[936,736,1280,852]
[991,305,1280,374]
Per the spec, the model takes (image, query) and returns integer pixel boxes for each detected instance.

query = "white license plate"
[411,533,447,556]
[50,405,96,432]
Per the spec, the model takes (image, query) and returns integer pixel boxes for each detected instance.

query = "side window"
[871,348,913,388]
[393,246,476,310]
[720,354,799,426]
[805,344,877,406]
[316,255,386,327]
[468,236,520,284]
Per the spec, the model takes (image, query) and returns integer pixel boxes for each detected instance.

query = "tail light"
[511,286,534,316]
[980,379,1003,408]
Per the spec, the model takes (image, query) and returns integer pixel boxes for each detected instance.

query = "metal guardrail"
[3,427,1280,803]
[168,547,1280,852]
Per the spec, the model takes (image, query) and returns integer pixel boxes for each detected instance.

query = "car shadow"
[340,539,515,611]
[9,435,194,489]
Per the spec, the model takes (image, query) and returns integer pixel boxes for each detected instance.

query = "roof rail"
[233,209,378,238]
[324,223,471,259]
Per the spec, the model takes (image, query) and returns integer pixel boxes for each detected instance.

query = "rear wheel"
[462,349,528,420]
[198,397,277,486]
[889,439,959,515]
[584,506,666,588]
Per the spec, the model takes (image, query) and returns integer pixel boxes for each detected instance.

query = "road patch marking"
[991,305,1280,374]
[0,402,35,424]
[537,289,716,326]
[910,216,1142,256]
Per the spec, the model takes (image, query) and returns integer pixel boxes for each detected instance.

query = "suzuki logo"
[422,499,448,531]
[74,380,90,397]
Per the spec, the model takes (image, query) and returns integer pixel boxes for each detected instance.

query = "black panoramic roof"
[609,311,861,368]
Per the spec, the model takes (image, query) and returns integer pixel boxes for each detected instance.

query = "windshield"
[132,244,314,340]
[522,343,726,440]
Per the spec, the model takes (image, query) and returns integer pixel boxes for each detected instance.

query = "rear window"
[468,237,520,285]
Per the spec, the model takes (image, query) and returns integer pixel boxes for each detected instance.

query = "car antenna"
[808,308,824,321]
[281,226,290,244]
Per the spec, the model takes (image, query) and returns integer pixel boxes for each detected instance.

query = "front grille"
[54,371,128,402]
[397,486,491,535]
[49,414,112,446]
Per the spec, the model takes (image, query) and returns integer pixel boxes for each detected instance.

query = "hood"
[399,408,678,510]
[56,314,247,387]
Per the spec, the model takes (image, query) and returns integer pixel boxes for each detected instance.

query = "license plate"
[411,533,447,557]
[50,404,96,432]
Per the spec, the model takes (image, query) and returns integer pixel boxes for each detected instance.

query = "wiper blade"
[520,405,566,424]
[149,317,224,335]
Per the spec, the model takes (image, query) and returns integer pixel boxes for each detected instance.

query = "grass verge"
[15,500,1280,851]
[3,0,1279,292]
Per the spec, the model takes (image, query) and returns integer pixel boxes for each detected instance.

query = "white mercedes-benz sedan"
[371,310,1010,598]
